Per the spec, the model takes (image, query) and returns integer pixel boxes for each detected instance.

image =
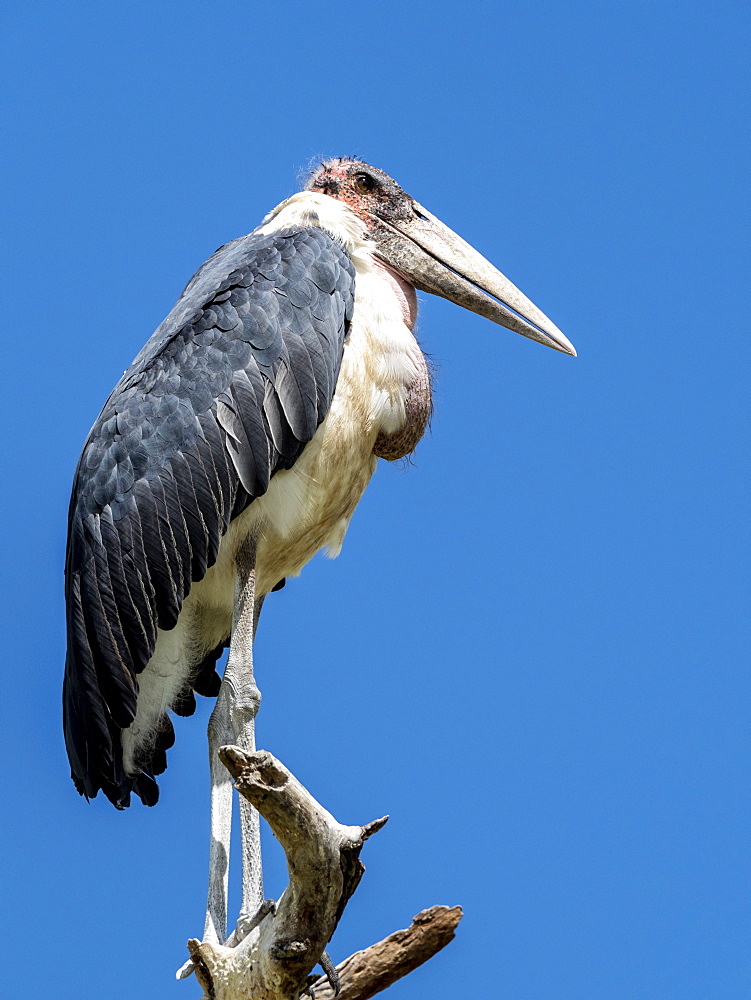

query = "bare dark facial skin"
[305,159,431,289]
[306,159,418,226]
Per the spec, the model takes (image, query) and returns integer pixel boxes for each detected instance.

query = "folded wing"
[63,227,355,807]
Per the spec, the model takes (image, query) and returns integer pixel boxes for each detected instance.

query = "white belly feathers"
[219,252,431,595]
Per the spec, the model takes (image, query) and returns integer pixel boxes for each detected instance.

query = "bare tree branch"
[309,905,463,1000]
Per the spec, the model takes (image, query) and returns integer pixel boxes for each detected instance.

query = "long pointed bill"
[370,202,576,356]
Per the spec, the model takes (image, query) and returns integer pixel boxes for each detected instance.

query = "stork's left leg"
[222,538,267,937]
[203,537,266,946]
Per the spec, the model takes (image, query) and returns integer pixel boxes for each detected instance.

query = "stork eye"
[354,173,375,194]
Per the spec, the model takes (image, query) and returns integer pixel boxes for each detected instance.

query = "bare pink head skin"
[306,158,416,225]
[305,158,576,357]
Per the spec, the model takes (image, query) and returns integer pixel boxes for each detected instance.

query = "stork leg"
[203,537,265,945]
[235,591,267,939]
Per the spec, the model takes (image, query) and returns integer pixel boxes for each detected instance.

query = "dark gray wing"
[63,226,355,808]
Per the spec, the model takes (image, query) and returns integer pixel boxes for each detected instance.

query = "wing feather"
[98,511,153,668]
[64,226,355,806]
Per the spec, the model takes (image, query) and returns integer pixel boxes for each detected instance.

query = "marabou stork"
[64,159,576,946]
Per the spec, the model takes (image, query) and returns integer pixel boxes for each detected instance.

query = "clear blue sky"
[2,2,748,997]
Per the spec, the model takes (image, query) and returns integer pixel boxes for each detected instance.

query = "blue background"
[2,2,748,997]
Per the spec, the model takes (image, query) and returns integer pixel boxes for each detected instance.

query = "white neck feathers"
[256,191,374,273]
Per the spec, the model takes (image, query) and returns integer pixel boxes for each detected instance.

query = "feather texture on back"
[64,226,355,807]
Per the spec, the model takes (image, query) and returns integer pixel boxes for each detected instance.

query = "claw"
[227,898,277,946]
[175,957,195,980]
[320,950,341,996]
[177,900,277,979]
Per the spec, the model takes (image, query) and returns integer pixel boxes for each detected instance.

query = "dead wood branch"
[309,905,463,1000]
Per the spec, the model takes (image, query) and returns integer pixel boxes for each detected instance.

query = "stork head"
[307,158,575,356]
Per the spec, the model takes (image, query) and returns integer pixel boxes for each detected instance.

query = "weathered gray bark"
[183,748,461,999]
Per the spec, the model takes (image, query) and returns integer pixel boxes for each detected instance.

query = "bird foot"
[320,951,341,996]
[228,897,277,945]
[176,955,196,979]
[301,951,340,998]
[175,900,277,979]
